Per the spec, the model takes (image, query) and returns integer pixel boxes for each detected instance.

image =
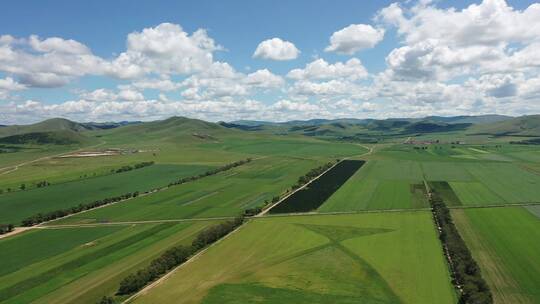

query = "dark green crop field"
[269,160,365,214]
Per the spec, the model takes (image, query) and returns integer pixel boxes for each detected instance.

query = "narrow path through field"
[0,227,33,240]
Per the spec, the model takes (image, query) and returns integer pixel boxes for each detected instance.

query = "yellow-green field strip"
[447,201,540,209]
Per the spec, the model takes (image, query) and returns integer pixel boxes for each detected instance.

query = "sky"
[0,0,539,124]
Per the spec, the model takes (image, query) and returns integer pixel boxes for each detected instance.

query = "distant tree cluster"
[116,217,244,296]
[111,161,155,174]
[292,161,335,190]
[243,206,262,216]
[430,190,492,304]
[510,138,540,145]
[21,191,140,226]
[36,180,50,188]
[0,224,14,235]
[168,158,252,187]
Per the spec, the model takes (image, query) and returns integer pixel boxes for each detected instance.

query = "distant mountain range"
[230,114,511,127]
[224,114,518,139]
[1,114,539,145]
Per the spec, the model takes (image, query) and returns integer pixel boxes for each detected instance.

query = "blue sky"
[0,0,539,123]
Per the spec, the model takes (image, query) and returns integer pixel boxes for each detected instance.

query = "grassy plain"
[452,207,540,303]
[134,212,456,304]
[0,221,218,304]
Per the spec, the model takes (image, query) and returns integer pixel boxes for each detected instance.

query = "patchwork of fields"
[2,116,540,304]
[47,156,323,225]
[0,221,219,304]
[319,147,540,212]
[133,212,456,304]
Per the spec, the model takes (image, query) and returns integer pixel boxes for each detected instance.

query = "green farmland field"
[0,221,218,304]
[452,207,540,304]
[0,164,214,224]
[49,157,322,224]
[318,160,429,212]
[134,212,456,304]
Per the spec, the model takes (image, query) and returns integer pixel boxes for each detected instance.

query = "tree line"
[167,158,252,187]
[112,161,155,173]
[0,224,14,235]
[114,217,244,297]
[21,191,140,226]
[18,158,252,227]
[429,189,492,304]
[292,161,335,190]
[0,161,155,197]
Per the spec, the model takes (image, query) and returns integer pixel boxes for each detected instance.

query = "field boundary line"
[255,207,432,219]
[258,144,373,216]
[40,216,238,229]
[39,206,437,229]
[121,219,249,304]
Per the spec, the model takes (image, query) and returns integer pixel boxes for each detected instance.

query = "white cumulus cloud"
[287,58,368,81]
[253,38,300,61]
[325,24,384,55]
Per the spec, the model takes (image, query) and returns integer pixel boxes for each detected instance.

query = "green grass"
[421,162,475,181]
[318,160,429,212]
[449,182,505,205]
[0,226,122,277]
[463,162,540,203]
[49,156,321,224]
[0,164,214,224]
[199,137,366,158]
[452,207,540,303]
[0,221,218,304]
[134,212,456,304]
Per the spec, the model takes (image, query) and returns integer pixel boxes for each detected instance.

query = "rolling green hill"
[100,116,244,145]
[469,115,540,136]
[0,118,92,138]
[0,130,90,145]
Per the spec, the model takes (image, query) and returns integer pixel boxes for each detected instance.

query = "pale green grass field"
[134,212,456,304]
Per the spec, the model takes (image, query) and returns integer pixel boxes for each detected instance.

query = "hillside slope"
[469,115,540,136]
[0,118,91,138]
